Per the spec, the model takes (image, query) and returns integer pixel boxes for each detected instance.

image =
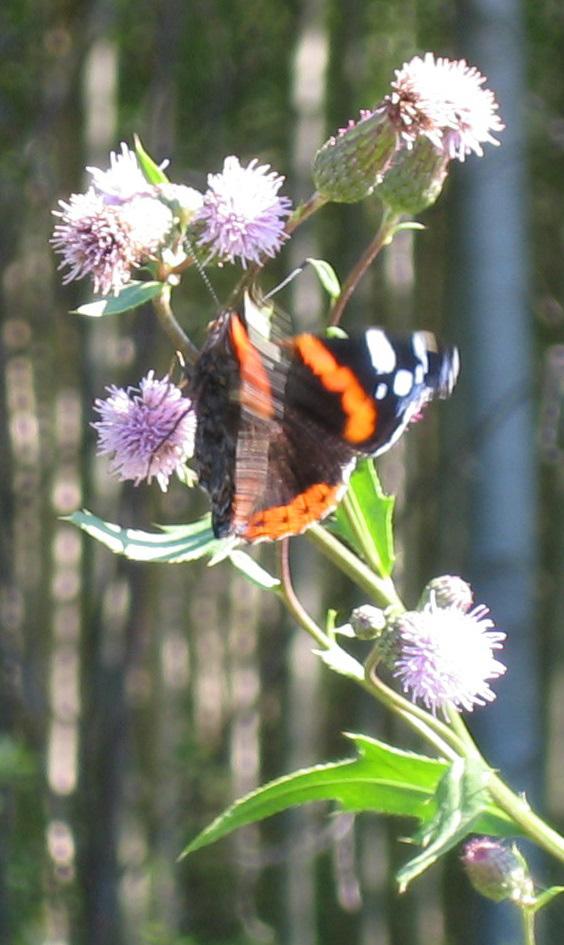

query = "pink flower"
[87,142,154,205]
[196,156,292,267]
[51,190,173,296]
[462,838,534,904]
[92,372,195,490]
[393,595,506,714]
[387,53,503,160]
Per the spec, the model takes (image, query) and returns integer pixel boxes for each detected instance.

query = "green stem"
[276,540,332,650]
[487,773,564,864]
[285,191,329,236]
[152,285,200,365]
[520,905,536,945]
[329,208,401,326]
[307,523,403,610]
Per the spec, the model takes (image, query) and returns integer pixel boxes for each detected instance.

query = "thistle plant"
[52,54,563,943]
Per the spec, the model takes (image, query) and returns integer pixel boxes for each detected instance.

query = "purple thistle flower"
[196,156,292,267]
[387,53,503,160]
[393,595,506,714]
[51,189,173,296]
[92,372,195,490]
[87,142,154,205]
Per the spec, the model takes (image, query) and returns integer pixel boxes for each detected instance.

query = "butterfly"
[190,305,459,542]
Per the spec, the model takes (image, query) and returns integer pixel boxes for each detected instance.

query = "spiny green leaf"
[66,510,279,589]
[306,257,341,300]
[72,281,163,317]
[182,734,517,858]
[397,757,495,892]
[333,460,395,576]
[134,134,170,185]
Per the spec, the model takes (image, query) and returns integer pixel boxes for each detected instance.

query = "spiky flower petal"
[196,156,292,267]
[87,142,153,204]
[387,53,503,160]
[92,372,195,490]
[393,595,506,714]
[51,190,173,296]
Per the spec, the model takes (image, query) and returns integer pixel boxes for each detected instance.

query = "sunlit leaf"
[67,509,280,589]
[134,134,170,185]
[397,757,495,892]
[183,734,517,858]
[72,281,163,317]
[306,257,341,300]
[333,460,395,576]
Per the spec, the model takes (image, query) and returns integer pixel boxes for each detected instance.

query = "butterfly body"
[191,310,459,542]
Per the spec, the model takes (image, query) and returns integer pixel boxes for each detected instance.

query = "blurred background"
[1,0,563,943]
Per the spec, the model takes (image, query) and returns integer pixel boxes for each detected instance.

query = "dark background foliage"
[0,0,562,943]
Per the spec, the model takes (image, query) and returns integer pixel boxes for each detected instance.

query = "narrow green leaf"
[334,460,395,576]
[72,281,163,317]
[306,257,341,300]
[134,134,170,184]
[532,886,564,914]
[397,757,494,892]
[227,549,280,590]
[183,734,516,858]
[67,509,229,562]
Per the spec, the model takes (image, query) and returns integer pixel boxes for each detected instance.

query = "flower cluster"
[92,372,195,491]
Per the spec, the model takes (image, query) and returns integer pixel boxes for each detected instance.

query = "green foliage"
[183,733,517,884]
[72,281,163,317]
[333,460,395,576]
[67,509,279,591]
[306,257,341,301]
[134,135,170,184]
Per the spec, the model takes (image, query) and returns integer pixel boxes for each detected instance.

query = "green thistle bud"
[374,137,449,215]
[350,604,387,640]
[462,839,535,905]
[313,108,398,203]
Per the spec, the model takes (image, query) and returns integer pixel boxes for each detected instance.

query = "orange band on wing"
[239,481,343,541]
[229,314,274,419]
[292,335,377,444]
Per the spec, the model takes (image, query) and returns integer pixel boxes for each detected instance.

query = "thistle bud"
[350,604,387,640]
[462,839,535,905]
[419,575,474,613]
[313,108,398,203]
[374,137,449,215]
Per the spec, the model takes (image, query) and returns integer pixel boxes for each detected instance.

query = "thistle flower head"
[313,107,399,202]
[393,594,506,714]
[51,190,173,296]
[196,156,292,267]
[92,372,195,490]
[87,142,154,204]
[462,839,535,905]
[387,53,503,160]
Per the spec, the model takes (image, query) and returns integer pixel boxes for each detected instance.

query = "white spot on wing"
[412,332,429,375]
[375,382,388,400]
[393,369,414,397]
[366,329,396,374]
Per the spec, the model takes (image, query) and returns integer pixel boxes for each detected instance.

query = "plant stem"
[307,523,403,609]
[152,285,200,365]
[285,191,329,236]
[341,489,385,575]
[487,773,564,864]
[277,540,331,649]
[329,208,401,326]
[520,905,536,945]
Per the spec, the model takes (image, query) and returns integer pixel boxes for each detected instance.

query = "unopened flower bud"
[313,108,398,203]
[157,183,204,226]
[419,575,474,613]
[374,137,449,215]
[350,604,387,640]
[462,839,535,905]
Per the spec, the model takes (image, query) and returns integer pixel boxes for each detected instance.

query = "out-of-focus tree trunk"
[445,1,540,942]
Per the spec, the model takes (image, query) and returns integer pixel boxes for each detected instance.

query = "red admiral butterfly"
[191,307,459,542]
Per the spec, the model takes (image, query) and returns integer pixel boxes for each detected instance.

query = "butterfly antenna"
[264,263,307,300]
[185,234,221,310]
